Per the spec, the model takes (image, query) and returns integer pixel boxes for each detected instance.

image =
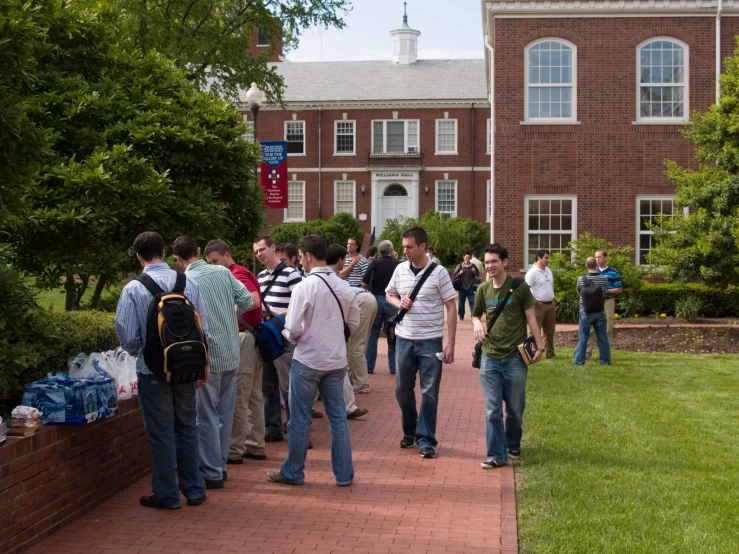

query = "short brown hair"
[204,239,230,257]
[254,236,275,248]
[276,243,298,260]
[402,226,428,248]
[297,235,327,261]
[172,236,199,260]
[133,232,165,261]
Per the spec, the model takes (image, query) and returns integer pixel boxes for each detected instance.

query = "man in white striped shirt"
[340,236,368,287]
[386,227,457,459]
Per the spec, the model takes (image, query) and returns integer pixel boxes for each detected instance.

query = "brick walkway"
[27,320,518,554]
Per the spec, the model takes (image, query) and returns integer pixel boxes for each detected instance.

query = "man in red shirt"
[204,240,267,462]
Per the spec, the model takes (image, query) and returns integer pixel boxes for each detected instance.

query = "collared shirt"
[185,260,252,373]
[597,264,623,299]
[343,255,369,287]
[257,263,303,315]
[229,263,262,330]
[283,268,360,371]
[525,265,555,302]
[362,255,401,296]
[115,262,210,375]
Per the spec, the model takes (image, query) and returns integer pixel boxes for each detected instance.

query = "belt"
[538,301,554,304]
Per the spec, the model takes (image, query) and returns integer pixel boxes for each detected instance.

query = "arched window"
[637,38,688,122]
[525,39,576,123]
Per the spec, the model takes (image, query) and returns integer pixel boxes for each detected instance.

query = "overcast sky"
[288,0,485,62]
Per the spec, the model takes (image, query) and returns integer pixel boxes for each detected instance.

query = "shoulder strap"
[311,273,346,323]
[261,262,287,317]
[488,277,525,330]
[173,272,186,295]
[395,262,438,324]
[134,273,164,297]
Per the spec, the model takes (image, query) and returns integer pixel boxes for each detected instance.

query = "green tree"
[650,43,739,286]
[90,0,351,101]
[12,4,265,309]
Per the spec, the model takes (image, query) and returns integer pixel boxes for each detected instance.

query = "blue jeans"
[366,295,397,374]
[395,337,443,448]
[457,288,475,319]
[479,354,528,463]
[263,344,292,438]
[280,360,354,485]
[137,373,204,507]
[573,311,611,365]
[197,368,238,480]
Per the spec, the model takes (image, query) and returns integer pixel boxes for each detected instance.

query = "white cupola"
[390,2,420,65]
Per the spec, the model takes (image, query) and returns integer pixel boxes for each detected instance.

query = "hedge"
[269,213,365,250]
[620,282,739,318]
[0,311,118,419]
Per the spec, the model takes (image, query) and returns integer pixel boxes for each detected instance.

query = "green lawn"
[29,278,126,311]
[517,349,739,554]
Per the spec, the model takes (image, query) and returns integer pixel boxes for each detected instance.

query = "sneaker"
[508,449,521,459]
[419,446,436,459]
[481,458,506,469]
[353,385,370,394]
[400,436,416,449]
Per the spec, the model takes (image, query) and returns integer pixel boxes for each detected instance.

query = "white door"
[380,184,410,233]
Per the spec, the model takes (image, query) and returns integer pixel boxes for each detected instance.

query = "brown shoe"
[347,407,369,420]
[312,409,324,418]
[266,471,302,485]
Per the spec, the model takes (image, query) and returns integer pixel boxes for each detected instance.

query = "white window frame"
[524,195,578,268]
[334,120,356,155]
[435,180,458,217]
[486,180,492,222]
[487,119,492,154]
[370,120,420,153]
[636,37,689,124]
[284,120,306,156]
[524,38,578,124]
[284,181,306,222]
[435,119,458,155]
[635,195,686,265]
[334,180,356,216]
[241,118,255,142]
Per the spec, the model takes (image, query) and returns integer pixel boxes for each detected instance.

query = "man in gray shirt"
[573,257,610,365]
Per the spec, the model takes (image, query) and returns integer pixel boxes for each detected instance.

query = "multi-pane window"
[242,118,255,142]
[436,181,457,217]
[285,181,305,222]
[526,40,575,121]
[435,120,457,154]
[257,27,269,47]
[371,120,419,153]
[638,39,687,121]
[285,121,305,155]
[526,197,576,265]
[335,121,355,154]
[334,181,355,215]
[487,119,492,153]
[637,197,677,264]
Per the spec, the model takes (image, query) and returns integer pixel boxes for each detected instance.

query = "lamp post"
[246,82,264,275]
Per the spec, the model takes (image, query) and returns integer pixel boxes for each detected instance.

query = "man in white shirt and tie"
[267,235,360,487]
[525,249,557,359]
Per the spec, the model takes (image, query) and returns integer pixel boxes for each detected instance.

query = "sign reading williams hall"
[260,141,288,208]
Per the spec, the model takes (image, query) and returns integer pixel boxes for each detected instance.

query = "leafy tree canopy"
[650,43,739,286]
[84,0,351,101]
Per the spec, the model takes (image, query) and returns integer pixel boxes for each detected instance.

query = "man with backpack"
[471,243,543,469]
[173,236,254,490]
[115,231,210,509]
[573,257,611,365]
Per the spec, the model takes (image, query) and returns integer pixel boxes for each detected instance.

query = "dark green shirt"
[472,276,535,359]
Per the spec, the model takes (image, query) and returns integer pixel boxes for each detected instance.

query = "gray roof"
[245,59,488,103]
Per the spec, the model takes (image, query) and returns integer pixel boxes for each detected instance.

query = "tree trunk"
[72,274,90,310]
[64,273,77,311]
[89,273,110,309]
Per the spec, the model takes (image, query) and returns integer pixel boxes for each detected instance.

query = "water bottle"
[436,352,446,361]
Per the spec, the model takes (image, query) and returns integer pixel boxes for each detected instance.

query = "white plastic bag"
[114,349,133,400]
[127,354,138,396]
[68,353,93,378]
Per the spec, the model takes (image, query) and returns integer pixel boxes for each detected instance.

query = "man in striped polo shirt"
[173,236,254,490]
[586,249,623,359]
[254,236,303,442]
[340,236,368,287]
[386,227,457,459]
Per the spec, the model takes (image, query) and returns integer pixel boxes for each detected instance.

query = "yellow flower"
[614,313,620,319]
[634,314,640,318]
[660,313,667,319]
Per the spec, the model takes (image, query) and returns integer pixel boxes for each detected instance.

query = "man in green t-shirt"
[472,243,543,469]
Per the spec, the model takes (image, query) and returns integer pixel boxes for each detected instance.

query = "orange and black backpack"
[135,272,208,385]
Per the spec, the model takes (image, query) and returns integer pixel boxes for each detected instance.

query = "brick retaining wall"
[0,398,150,554]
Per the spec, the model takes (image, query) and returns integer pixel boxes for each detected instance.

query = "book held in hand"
[518,335,538,366]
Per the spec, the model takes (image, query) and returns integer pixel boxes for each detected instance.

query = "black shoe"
[140,495,180,510]
[419,446,436,459]
[400,436,416,449]
[508,449,521,459]
[226,458,243,465]
[187,494,206,506]
[481,458,506,469]
[204,478,224,490]
[223,471,228,481]
[244,453,267,461]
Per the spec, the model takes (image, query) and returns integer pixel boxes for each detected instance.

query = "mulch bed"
[555,326,739,354]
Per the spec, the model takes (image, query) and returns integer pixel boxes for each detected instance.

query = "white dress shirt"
[525,265,555,302]
[283,267,361,370]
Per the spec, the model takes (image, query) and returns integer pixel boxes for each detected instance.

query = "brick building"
[482,0,739,270]
[237,9,490,239]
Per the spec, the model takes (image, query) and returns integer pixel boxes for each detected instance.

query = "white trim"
[487,119,492,154]
[523,195,577,268]
[486,180,492,222]
[279,166,494,172]
[520,121,582,125]
[334,180,357,216]
[636,37,689,123]
[284,181,306,222]
[524,38,578,124]
[435,180,458,217]
[435,119,458,154]
[334,120,356,156]
[371,119,421,153]
[635,195,678,265]
[254,101,490,111]
[284,120,306,157]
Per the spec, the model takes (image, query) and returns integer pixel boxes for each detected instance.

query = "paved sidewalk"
[28,320,518,554]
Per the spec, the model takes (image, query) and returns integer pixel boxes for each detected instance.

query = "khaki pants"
[587,297,615,356]
[229,331,265,459]
[347,293,378,388]
[534,301,557,358]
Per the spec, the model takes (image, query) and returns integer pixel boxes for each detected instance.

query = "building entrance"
[381,184,410,229]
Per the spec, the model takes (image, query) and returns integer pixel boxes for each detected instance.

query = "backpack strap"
[134,273,164,297]
[394,262,438,324]
[488,277,525,331]
[172,272,186,295]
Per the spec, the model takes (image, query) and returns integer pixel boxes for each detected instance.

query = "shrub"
[617,294,645,318]
[269,213,365,250]
[674,295,704,322]
[0,310,118,418]
[555,295,580,323]
[624,282,739,318]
